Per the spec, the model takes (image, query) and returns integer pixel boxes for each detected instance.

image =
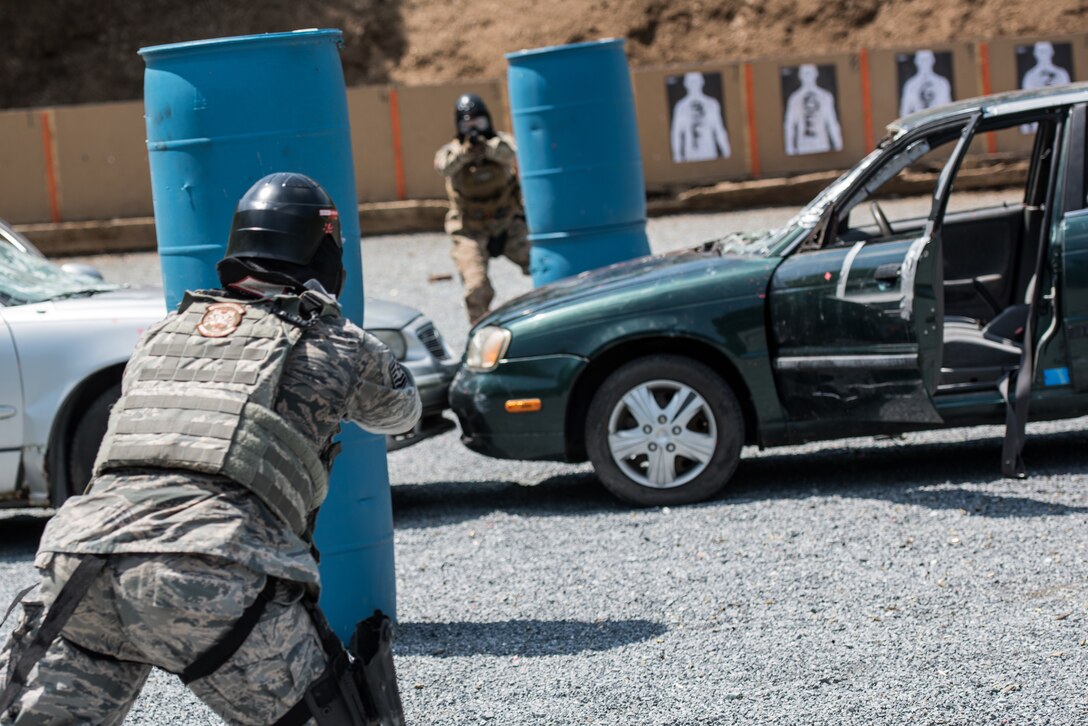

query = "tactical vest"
[448,156,520,222]
[94,291,337,536]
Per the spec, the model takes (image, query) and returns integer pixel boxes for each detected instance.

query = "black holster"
[275,607,405,726]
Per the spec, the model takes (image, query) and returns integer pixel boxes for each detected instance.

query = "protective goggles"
[458,116,491,135]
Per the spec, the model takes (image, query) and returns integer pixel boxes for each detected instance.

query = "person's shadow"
[394,618,667,658]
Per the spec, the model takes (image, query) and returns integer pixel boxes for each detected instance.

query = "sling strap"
[177,575,278,685]
[0,584,38,631]
[0,555,109,715]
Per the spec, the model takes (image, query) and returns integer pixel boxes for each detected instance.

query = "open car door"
[768,116,980,439]
[1059,103,1088,392]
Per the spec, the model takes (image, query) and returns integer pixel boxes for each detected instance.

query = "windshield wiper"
[46,287,118,301]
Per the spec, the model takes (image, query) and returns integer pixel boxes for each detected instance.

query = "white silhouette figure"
[1021,41,1072,90]
[784,64,843,156]
[899,50,953,117]
[1020,42,1073,133]
[670,72,731,162]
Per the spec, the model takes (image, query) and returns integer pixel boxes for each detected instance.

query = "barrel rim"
[139,28,342,60]
[504,37,625,62]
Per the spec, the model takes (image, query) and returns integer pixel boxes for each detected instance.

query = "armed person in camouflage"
[435,93,530,323]
[0,173,420,725]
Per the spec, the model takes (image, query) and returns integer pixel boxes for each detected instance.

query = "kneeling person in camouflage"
[0,173,420,725]
[435,93,531,323]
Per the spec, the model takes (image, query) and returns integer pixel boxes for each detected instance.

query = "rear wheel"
[60,383,121,505]
[585,355,744,506]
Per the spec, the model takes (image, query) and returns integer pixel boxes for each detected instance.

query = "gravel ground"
[3,195,1086,724]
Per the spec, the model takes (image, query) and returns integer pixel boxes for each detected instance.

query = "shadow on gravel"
[0,514,48,561]
[392,472,616,529]
[393,429,1088,525]
[726,428,1088,517]
[394,618,667,657]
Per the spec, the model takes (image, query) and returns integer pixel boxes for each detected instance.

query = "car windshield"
[0,243,118,306]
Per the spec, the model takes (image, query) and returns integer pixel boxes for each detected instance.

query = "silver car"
[0,221,457,508]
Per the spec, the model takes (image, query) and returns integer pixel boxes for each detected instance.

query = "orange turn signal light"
[504,398,542,413]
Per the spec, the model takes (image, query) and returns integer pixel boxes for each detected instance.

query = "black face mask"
[216,238,345,299]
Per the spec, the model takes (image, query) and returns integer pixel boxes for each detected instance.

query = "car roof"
[888,81,1088,136]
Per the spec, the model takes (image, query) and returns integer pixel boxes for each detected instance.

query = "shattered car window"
[0,244,118,306]
[840,139,932,216]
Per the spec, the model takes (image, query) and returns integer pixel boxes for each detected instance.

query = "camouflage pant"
[450,216,531,322]
[0,553,325,725]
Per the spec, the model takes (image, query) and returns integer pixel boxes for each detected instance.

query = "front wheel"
[585,355,744,506]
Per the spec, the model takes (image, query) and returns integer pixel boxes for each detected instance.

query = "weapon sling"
[0,555,109,715]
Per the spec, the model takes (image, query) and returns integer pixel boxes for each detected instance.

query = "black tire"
[60,383,121,505]
[585,355,743,506]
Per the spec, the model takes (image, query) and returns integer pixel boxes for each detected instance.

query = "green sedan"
[450,83,1088,506]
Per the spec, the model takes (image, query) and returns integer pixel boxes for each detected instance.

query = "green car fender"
[500,254,791,457]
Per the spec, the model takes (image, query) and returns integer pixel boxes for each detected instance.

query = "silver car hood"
[363,296,421,329]
[1,286,167,327]
[4,287,422,327]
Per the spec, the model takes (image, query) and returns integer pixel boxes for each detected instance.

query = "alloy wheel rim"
[606,379,718,489]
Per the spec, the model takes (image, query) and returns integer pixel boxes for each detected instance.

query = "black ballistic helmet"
[223,172,345,294]
[454,93,495,141]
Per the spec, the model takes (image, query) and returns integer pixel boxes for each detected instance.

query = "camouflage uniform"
[435,132,531,322]
[0,292,420,725]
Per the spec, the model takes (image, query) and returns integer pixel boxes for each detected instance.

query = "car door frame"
[0,311,24,497]
[767,114,980,439]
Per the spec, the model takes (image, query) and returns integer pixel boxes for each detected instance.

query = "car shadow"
[724,427,1088,518]
[0,514,48,562]
[394,428,1088,527]
[394,618,667,658]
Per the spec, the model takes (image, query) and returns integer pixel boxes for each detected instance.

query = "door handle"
[874,263,901,282]
[0,406,15,421]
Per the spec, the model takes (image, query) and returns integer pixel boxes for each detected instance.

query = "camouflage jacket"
[435,132,522,234]
[36,293,421,588]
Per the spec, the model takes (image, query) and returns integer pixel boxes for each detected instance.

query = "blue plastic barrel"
[141,29,396,640]
[505,38,651,286]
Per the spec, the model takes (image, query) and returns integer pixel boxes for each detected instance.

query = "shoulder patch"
[196,302,246,338]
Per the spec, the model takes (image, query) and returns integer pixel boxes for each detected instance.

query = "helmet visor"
[457,115,492,137]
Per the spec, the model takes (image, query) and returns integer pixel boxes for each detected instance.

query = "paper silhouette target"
[897,50,955,117]
[666,72,732,163]
[1017,41,1074,133]
[780,64,843,156]
[1017,41,1074,90]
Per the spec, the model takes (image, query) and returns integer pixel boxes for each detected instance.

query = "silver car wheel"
[606,379,718,489]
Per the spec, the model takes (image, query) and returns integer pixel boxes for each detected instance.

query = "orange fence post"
[859,49,875,151]
[39,110,61,223]
[743,63,761,179]
[388,87,408,201]
[978,43,998,154]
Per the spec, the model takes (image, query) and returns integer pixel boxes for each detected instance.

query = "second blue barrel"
[506,38,651,286]
[140,29,396,641]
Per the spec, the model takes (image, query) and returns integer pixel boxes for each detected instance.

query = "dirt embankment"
[3,0,1087,109]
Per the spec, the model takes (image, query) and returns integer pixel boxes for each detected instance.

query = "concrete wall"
[53,101,152,220]
[1,32,1085,225]
[0,110,53,223]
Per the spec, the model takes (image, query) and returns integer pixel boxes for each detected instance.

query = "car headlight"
[465,326,512,372]
[370,329,407,361]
